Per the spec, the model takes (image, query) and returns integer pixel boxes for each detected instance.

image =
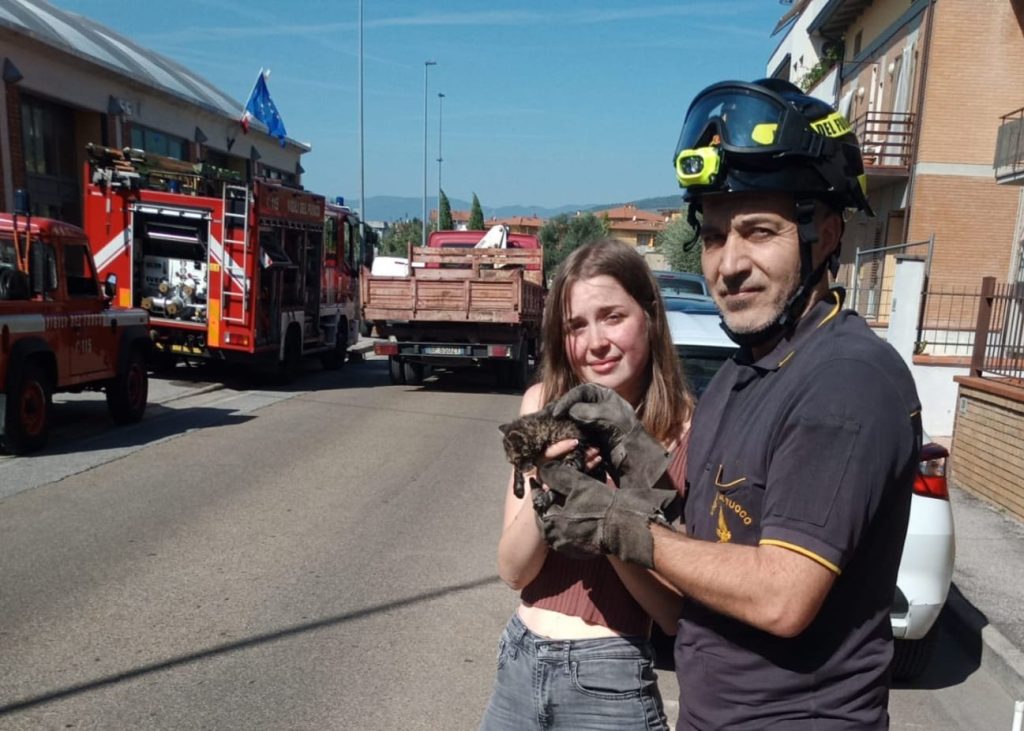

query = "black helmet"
[672,79,873,349]
[673,78,872,215]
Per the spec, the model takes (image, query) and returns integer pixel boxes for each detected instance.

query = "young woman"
[479,238,695,731]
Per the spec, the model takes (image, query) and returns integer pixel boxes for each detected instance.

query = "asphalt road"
[0,357,1016,729]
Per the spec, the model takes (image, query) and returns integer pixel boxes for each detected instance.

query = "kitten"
[499,409,605,509]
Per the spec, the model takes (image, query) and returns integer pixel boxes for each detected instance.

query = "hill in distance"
[354,194,684,223]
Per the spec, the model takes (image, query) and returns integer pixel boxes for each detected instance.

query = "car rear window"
[677,345,735,397]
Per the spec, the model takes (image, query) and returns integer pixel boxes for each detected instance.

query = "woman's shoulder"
[519,382,546,416]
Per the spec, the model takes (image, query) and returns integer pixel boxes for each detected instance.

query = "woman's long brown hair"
[537,238,694,445]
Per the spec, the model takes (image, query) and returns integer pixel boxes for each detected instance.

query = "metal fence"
[970,277,1024,384]
[848,239,932,324]
[916,285,982,358]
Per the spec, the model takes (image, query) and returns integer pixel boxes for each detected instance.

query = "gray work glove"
[535,462,679,568]
[549,384,671,492]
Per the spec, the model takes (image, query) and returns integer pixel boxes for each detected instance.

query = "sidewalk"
[944,483,1024,700]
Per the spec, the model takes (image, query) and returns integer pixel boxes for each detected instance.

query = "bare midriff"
[517,602,650,640]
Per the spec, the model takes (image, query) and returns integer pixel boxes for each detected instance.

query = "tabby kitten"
[499,410,605,509]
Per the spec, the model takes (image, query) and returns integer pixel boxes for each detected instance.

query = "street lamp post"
[358,0,366,254]
[437,92,445,230]
[422,60,437,247]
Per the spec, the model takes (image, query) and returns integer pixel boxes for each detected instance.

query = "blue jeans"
[478,613,669,731]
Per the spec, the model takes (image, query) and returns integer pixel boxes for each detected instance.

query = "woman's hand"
[533,439,602,481]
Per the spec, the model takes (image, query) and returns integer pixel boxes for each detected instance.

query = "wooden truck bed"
[361,246,545,325]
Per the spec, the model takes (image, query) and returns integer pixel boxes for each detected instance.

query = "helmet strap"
[719,198,830,349]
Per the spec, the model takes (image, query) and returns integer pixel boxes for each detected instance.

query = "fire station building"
[0,0,307,225]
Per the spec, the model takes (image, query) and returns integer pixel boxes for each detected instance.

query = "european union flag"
[240,70,287,147]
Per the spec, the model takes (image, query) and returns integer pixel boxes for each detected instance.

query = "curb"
[150,382,226,406]
[944,583,1024,700]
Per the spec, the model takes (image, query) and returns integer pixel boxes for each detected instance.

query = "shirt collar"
[734,287,845,372]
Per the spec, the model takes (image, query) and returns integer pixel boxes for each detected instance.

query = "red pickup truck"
[0,207,150,454]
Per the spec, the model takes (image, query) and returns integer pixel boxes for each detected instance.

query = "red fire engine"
[82,145,363,379]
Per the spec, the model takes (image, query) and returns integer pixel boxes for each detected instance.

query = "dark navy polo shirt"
[674,289,922,731]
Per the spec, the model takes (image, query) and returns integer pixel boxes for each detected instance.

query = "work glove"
[549,384,671,492]
[535,462,679,568]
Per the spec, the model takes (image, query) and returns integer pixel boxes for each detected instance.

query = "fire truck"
[1,201,150,454]
[82,145,363,379]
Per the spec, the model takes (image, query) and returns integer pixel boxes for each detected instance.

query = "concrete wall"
[888,256,966,436]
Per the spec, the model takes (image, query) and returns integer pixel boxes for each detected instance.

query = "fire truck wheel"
[107,348,149,424]
[403,361,425,386]
[3,362,52,455]
[388,356,406,385]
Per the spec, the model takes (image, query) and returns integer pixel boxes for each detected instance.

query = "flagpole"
[422,60,436,247]
[358,0,366,255]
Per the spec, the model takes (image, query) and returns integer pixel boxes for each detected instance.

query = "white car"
[667,301,956,681]
[891,439,955,680]
[653,270,710,298]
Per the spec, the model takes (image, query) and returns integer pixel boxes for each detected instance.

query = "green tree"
[469,193,485,230]
[538,212,609,277]
[656,212,702,273]
[380,218,422,256]
[438,190,453,231]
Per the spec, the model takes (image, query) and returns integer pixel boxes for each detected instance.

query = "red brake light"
[914,442,949,500]
[375,342,398,356]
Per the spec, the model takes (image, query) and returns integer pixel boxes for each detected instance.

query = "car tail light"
[914,442,949,500]
[489,345,510,358]
[375,342,398,356]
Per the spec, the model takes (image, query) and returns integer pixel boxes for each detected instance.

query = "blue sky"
[58,1,789,211]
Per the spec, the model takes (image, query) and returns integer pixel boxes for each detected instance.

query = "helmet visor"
[675,85,790,158]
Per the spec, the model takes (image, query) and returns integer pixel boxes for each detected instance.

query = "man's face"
[700,192,835,337]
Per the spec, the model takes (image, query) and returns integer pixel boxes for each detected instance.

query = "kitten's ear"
[498,422,513,436]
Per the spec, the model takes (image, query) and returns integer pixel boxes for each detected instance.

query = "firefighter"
[533,78,922,729]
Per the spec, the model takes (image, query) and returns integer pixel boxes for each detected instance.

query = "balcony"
[852,111,915,179]
[994,107,1024,185]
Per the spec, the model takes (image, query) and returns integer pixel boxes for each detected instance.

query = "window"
[262,166,297,186]
[64,243,99,297]
[20,94,81,223]
[21,95,75,177]
[130,124,189,160]
[28,242,59,296]
[0,239,16,268]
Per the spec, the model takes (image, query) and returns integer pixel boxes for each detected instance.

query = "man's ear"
[817,210,843,260]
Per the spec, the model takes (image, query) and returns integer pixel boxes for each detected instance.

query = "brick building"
[1,0,306,225]
[770,0,1024,515]
[770,0,1024,302]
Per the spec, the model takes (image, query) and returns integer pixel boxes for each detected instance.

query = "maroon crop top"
[520,433,689,636]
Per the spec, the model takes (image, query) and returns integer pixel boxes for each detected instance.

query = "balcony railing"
[994,107,1024,184]
[851,111,915,172]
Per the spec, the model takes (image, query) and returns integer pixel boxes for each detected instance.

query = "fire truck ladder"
[220,184,251,326]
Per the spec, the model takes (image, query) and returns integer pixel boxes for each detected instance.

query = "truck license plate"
[423,346,467,356]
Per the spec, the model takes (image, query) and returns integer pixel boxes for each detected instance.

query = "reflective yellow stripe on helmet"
[809,111,853,138]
